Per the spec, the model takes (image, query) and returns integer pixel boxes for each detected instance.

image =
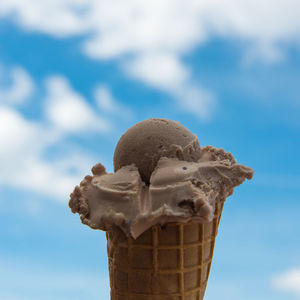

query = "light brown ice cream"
[113,118,202,183]
[69,119,253,239]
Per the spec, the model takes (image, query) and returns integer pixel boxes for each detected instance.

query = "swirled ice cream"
[69,119,253,238]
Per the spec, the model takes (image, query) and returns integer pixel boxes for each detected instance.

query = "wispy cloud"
[94,84,132,118]
[0,64,126,201]
[0,65,35,105]
[271,268,300,297]
[1,1,299,60]
[0,105,87,200]
[0,0,87,37]
[124,52,216,119]
[44,76,111,133]
[124,53,189,91]
[1,0,299,119]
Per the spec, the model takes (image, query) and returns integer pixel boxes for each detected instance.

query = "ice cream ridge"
[69,118,254,300]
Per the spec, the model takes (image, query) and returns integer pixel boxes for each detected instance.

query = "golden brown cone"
[106,201,224,300]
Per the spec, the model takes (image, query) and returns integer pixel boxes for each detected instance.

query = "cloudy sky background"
[0,1,300,299]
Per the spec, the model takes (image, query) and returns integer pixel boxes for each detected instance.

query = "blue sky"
[0,1,300,299]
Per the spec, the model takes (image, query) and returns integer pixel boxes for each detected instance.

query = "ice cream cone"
[69,119,253,299]
[106,200,224,300]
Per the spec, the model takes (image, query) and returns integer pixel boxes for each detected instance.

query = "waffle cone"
[106,201,224,300]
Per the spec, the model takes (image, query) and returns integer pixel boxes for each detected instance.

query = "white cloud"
[0,65,34,105]
[94,84,132,118]
[124,53,189,91]
[1,0,300,118]
[271,268,300,297]
[0,66,118,201]
[79,0,300,61]
[1,1,299,62]
[45,76,111,133]
[0,105,89,199]
[81,1,202,59]
[175,84,216,120]
[0,106,44,162]
[124,52,215,119]
[0,0,87,37]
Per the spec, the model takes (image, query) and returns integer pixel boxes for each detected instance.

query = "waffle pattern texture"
[106,201,224,300]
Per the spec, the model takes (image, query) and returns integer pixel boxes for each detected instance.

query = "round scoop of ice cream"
[113,118,202,183]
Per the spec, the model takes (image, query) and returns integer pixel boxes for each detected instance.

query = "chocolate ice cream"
[69,118,253,238]
[113,118,202,183]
